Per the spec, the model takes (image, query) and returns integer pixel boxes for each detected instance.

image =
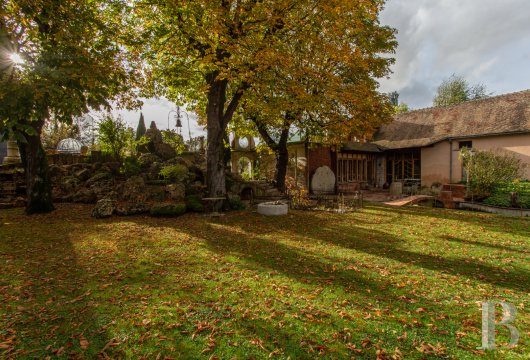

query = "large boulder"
[153,142,176,160]
[115,202,150,216]
[140,121,176,160]
[145,121,163,144]
[61,176,80,193]
[165,183,186,201]
[90,180,117,201]
[49,164,66,179]
[92,198,117,218]
[73,188,97,204]
[75,168,92,182]
[311,166,335,194]
[147,162,163,181]
[86,171,112,187]
[121,176,147,202]
[138,153,162,168]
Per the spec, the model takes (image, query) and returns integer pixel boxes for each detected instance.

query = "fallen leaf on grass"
[79,335,89,350]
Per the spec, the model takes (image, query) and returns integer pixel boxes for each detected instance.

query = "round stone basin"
[257,201,288,216]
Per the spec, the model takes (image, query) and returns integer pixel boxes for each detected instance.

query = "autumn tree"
[136,0,392,196]
[433,74,489,107]
[238,2,396,191]
[135,0,395,198]
[0,1,136,213]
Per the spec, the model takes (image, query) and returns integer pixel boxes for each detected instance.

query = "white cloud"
[379,0,530,108]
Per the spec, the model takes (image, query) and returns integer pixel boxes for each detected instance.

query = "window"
[337,153,376,184]
[385,149,421,184]
[459,141,472,149]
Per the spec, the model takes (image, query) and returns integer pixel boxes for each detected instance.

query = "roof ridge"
[397,88,530,116]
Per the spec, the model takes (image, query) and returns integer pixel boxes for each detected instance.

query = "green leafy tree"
[135,112,146,140]
[136,0,396,197]
[433,74,489,107]
[0,0,137,213]
[97,114,135,160]
[161,129,186,155]
[394,103,410,113]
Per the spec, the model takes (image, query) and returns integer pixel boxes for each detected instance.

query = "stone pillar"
[3,140,21,165]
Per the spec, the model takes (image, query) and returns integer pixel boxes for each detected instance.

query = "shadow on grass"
[0,208,111,358]
[439,234,530,255]
[190,209,529,293]
[3,203,528,358]
[367,203,530,238]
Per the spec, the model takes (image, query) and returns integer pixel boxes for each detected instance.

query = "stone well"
[257,201,288,216]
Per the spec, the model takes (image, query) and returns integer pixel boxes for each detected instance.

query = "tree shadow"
[364,203,530,238]
[0,207,111,358]
[4,203,527,358]
[305,214,528,293]
[192,210,529,293]
[439,234,530,255]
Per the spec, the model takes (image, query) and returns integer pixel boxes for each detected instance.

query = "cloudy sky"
[116,0,530,132]
[379,0,530,109]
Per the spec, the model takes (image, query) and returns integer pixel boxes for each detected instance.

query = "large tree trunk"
[253,115,292,193]
[205,73,228,198]
[223,130,231,169]
[274,128,290,193]
[18,119,54,214]
[205,72,246,201]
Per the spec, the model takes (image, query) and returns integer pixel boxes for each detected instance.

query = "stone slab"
[257,202,288,216]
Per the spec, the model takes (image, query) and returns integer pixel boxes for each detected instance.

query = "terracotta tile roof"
[372,89,530,149]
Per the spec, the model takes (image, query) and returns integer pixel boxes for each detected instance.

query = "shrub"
[185,195,204,212]
[483,180,530,209]
[483,194,511,208]
[97,114,135,160]
[159,164,189,183]
[150,203,187,217]
[459,148,525,198]
[285,176,311,209]
[121,156,142,177]
[161,129,186,154]
[228,195,245,210]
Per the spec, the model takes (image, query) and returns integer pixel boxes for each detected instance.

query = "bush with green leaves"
[459,148,525,199]
[483,180,530,209]
[159,164,189,183]
[228,195,246,210]
[97,114,135,160]
[185,195,204,212]
[121,156,142,177]
[150,203,187,217]
[161,129,186,155]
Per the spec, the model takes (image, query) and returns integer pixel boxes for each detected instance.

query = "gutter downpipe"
[449,138,453,183]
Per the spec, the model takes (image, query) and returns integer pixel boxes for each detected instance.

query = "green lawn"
[0,204,529,359]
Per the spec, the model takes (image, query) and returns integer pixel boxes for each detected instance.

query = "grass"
[0,203,529,359]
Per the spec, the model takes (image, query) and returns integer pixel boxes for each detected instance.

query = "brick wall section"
[307,146,335,191]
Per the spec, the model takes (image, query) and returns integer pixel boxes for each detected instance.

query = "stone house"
[249,90,530,194]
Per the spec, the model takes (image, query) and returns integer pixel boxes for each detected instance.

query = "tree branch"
[222,82,248,126]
